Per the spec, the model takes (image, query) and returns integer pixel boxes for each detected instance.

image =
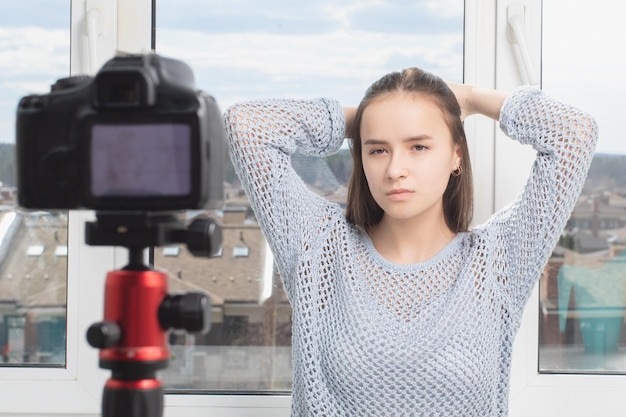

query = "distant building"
[0,188,294,388]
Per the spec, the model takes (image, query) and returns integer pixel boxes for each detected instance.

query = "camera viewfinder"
[96,73,146,107]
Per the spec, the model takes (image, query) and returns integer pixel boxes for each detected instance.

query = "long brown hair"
[345,67,473,232]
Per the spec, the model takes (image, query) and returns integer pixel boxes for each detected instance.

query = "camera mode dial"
[51,75,93,92]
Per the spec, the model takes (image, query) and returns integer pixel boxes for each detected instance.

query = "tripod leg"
[103,379,163,417]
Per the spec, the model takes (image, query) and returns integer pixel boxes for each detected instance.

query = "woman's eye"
[368,148,386,155]
[413,144,427,151]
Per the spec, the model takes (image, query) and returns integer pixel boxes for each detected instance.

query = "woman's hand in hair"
[447,82,510,122]
[343,107,357,138]
[447,82,475,121]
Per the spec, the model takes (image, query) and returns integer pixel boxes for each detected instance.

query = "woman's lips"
[386,189,413,201]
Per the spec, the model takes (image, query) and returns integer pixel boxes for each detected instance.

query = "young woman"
[224,68,598,416]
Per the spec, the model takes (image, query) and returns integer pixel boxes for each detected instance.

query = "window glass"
[0,2,70,367]
[155,0,464,392]
[539,0,626,374]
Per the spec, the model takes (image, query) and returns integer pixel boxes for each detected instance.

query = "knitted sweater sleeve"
[486,87,599,312]
[223,98,346,295]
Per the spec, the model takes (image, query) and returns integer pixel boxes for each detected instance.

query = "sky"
[0,0,463,147]
[540,0,626,155]
[152,0,464,108]
[0,0,624,155]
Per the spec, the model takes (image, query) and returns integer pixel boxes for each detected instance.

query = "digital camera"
[16,52,226,211]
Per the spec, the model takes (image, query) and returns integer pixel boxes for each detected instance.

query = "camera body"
[16,53,225,211]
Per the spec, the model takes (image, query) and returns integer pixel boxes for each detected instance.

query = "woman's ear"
[454,143,462,167]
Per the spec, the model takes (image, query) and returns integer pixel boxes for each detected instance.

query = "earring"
[451,166,462,177]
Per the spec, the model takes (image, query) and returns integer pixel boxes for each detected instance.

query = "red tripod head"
[86,212,218,417]
[88,266,211,417]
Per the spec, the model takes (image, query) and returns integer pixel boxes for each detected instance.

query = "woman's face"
[360,92,461,224]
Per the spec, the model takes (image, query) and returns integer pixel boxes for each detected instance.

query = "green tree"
[0,143,16,187]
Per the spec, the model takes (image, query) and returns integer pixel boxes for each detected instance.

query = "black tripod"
[85,211,221,417]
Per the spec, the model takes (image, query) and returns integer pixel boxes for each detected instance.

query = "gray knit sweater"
[224,87,598,416]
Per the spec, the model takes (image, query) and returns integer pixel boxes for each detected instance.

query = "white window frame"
[3,1,626,416]
[0,211,113,416]
[0,1,133,416]
[465,1,626,416]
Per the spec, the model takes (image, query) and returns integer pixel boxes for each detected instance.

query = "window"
[1,2,122,415]
[154,0,465,394]
[538,0,626,375]
[54,246,68,257]
[0,1,70,368]
[6,1,626,416]
[163,246,181,257]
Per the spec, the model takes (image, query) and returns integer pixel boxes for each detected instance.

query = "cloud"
[156,28,463,109]
[155,0,463,35]
[0,1,69,29]
[0,27,69,79]
[345,1,462,34]
[152,0,463,110]
[0,2,465,142]
[541,0,626,154]
[0,27,70,143]
[156,0,347,34]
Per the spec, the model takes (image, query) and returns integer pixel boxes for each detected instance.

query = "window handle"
[507,3,540,86]
[85,0,104,74]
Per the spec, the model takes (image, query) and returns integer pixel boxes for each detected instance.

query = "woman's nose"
[386,152,408,179]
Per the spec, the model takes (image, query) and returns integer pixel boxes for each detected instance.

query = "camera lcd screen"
[90,123,192,198]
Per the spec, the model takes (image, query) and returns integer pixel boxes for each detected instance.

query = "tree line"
[0,143,15,187]
[1,142,623,193]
